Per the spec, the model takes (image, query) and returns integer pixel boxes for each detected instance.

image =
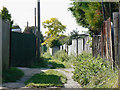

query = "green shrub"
[85,69,118,88]
[29,56,49,68]
[72,52,114,87]
[52,51,69,62]
[2,67,24,83]
[42,52,52,59]
[48,37,61,48]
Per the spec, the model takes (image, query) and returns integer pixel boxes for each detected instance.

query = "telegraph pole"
[101,0,106,21]
[27,21,29,31]
[37,0,40,59]
[35,8,36,35]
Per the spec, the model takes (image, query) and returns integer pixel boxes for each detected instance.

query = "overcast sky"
[0,0,88,35]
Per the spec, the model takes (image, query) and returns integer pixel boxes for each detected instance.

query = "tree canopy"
[0,7,14,28]
[42,18,66,37]
[68,2,119,36]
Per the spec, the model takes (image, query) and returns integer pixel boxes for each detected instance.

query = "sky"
[0,0,88,36]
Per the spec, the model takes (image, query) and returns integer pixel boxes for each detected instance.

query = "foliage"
[25,70,67,88]
[42,34,66,46]
[58,34,67,45]
[2,67,24,83]
[29,57,49,68]
[42,18,66,37]
[52,51,69,62]
[29,51,71,69]
[85,69,118,88]
[12,24,21,29]
[48,37,61,48]
[68,2,119,36]
[72,52,115,87]
[63,30,86,45]
[42,52,52,59]
[0,7,14,28]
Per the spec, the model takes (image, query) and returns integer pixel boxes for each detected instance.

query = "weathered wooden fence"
[60,35,92,56]
[0,17,10,70]
[92,18,114,66]
[92,35,101,58]
[92,15,120,68]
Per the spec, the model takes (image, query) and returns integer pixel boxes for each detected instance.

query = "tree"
[0,7,13,28]
[42,18,66,37]
[68,2,119,36]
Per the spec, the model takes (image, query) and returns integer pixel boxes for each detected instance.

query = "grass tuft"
[25,70,67,88]
[2,67,24,83]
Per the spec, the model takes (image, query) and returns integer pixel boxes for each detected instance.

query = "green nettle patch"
[72,52,118,88]
[25,70,67,88]
[29,51,72,69]
[2,67,24,83]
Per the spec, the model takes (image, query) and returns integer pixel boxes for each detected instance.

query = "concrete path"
[55,68,81,88]
[1,66,81,89]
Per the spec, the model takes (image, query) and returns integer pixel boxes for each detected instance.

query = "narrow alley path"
[2,66,81,89]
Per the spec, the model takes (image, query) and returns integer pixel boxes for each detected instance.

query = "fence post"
[113,12,119,68]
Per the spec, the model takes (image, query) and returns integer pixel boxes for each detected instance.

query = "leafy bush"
[2,67,24,83]
[48,37,61,48]
[42,52,52,59]
[52,51,69,62]
[72,52,114,87]
[29,57,49,68]
[85,69,118,88]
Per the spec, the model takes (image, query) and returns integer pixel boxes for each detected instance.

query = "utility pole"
[101,0,106,21]
[35,8,36,35]
[27,21,29,31]
[37,0,40,59]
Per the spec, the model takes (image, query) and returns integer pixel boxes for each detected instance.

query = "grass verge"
[2,67,24,83]
[25,70,67,88]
